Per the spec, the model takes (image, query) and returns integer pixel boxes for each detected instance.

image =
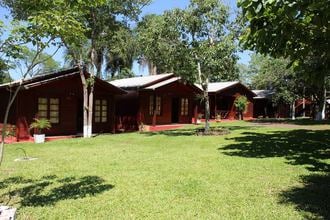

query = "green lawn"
[0,121,329,219]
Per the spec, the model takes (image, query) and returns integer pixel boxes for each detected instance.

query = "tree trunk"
[321,87,327,120]
[0,83,22,165]
[79,67,89,138]
[316,84,327,120]
[291,101,296,120]
[87,83,94,138]
[197,60,210,132]
[204,88,210,131]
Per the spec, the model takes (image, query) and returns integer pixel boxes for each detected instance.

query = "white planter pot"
[34,134,45,144]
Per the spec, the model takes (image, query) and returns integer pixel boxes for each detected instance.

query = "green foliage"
[18,47,60,76]
[0,0,88,75]
[136,0,238,82]
[0,59,12,84]
[234,95,248,113]
[110,67,135,80]
[30,118,51,134]
[238,0,329,81]
[249,53,301,105]
[237,63,251,86]
[136,14,181,74]
[61,0,150,78]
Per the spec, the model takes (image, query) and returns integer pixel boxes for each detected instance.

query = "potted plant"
[30,118,51,143]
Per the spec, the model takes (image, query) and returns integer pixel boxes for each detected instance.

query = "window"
[49,98,59,123]
[95,99,108,123]
[38,97,59,124]
[149,95,161,116]
[181,98,189,116]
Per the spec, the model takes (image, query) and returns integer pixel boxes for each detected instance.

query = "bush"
[234,96,249,120]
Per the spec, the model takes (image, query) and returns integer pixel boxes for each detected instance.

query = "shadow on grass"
[141,126,257,137]
[220,129,330,218]
[0,175,114,207]
[279,174,330,220]
[221,129,330,172]
[251,118,330,126]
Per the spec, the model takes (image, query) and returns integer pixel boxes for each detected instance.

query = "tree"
[0,1,86,164]
[0,59,12,84]
[173,0,238,132]
[137,0,238,132]
[16,47,60,76]
[62,0,150,137]
[136,14,181,74]
[250,53,330,119]
[249,53,303,119]
[6,0,150,138]
[238,0,330,119]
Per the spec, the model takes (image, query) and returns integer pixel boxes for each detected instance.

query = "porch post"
[194,103,198,124]
[152,93,157,127]
[214,93,217,119]
[111,96,116,134]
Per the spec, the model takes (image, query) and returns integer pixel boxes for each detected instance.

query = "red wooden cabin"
[111,74,202,131]
[203,82,256,120]
[0,68,125,141]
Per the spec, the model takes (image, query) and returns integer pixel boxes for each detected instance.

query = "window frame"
[37,97,60,124]
[149,95,162,116]
[95,98,108,123]
[180,98,189,116]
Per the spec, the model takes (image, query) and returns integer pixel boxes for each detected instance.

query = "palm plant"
[30,118,51,134]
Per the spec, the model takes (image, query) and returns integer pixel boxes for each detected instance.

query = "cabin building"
[0,68,125,141]
[203,82,256,120]
[110,74,202,131]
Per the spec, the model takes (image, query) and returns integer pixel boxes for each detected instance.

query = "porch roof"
[0,67,126,94]
[109,73,174,89]
[253,90,274,99]
[143,77,180,90]
[207,81,240,93]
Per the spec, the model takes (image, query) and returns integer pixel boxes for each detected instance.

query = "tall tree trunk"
[0,84,22,165]
[79,66,89,138]
[291,101,296,120]
[149,62,157,75]
[197,60,210,132]
[87,82,94,137]
[321,86,327,120]
[316,82,327,120]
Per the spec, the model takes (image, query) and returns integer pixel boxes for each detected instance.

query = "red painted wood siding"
[0,74,117,139]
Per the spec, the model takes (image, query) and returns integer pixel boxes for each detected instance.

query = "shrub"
[234,96,249,120]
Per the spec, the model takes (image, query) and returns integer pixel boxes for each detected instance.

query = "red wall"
[0,74,117,140]
[207,84,255,120]
[115,81,200,128]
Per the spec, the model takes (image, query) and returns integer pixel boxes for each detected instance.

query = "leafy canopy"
[238,0,330,77]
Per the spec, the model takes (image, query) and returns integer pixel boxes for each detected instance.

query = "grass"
[0,121,329,219]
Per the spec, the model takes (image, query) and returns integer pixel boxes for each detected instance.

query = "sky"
[0,0,251,79]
